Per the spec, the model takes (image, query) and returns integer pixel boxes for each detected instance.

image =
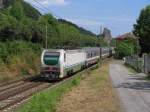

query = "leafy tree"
[115,39,136,59]
[9,0,24,20]
[98,37,108,47]
[0,14,19,41]
[133,5,150,54]
[110,38,116,47]
[22,1,41,20]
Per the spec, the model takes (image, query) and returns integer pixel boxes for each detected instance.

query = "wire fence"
[125,54,150,77]
[125,55,144,72]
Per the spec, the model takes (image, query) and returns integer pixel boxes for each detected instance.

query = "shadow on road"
[115,75,150,91]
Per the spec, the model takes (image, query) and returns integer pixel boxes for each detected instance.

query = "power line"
[30,2,48,13]
[31,0,50,13]
[25,0,63,49]
[32,0,52,13]
[31,0,61,19]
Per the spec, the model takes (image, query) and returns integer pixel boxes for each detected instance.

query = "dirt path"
[56,62,119,112]
[109,61,150,112]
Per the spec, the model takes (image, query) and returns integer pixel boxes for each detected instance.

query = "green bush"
[115,39,136,59]
[0,41,41,79]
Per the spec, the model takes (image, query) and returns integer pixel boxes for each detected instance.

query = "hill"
[58,19,96,37]
[0,0,100,82]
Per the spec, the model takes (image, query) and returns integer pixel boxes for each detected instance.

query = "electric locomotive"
[41,47,112,80]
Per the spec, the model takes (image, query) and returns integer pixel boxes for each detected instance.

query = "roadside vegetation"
[125,64,138,74]
[0,0,105,81]
[0,41,41,82]
[115,38,138,59]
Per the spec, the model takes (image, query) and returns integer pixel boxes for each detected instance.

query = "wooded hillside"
[0,0,100,81]
[0,0,99,47]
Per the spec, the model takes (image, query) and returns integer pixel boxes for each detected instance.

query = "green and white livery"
[41,47,113,80]
[41,49,87,80]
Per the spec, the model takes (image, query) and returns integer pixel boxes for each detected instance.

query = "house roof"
[116,33,137,41]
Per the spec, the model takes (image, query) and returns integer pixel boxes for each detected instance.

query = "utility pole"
[99,26,103,66]
[45,24,48,49]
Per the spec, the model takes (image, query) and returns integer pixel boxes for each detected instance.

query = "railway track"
[0,75,52,112]
[0,83,51,111]
[0,64,99,112]
[0,75,38,88]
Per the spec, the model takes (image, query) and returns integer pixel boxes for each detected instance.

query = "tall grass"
[0,41,42,82]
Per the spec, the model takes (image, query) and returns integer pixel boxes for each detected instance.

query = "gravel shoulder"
[56,61,119,112]
[109,60,150,112]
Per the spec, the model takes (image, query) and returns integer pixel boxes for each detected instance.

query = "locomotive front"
[41,49,64,80]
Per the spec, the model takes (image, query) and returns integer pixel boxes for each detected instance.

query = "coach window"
[87,53,90,58]
[91,53,93,57]
[64,53,66,62]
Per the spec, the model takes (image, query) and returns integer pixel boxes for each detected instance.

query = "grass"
[87,61,120,112]
[0,53,40,83]
[145,75,150,80]
[0,41,41,83]
[125,64,138,74]
[17,71,86,112]
[56,60,120,112]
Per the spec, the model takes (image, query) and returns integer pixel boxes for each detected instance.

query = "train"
[40,47,113,80]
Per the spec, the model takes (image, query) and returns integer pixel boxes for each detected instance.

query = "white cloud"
[24,0,69,6]
[40,0,68,6]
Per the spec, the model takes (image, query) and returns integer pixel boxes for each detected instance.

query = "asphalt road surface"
[109,61,150,112]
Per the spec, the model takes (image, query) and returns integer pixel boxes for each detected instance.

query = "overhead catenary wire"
[30,2,48,13]
[24,0,69,49]
[26,0,63,49]
[30,0,62,19]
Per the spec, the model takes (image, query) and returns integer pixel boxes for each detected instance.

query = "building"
[103,28,112,44]
[116,33,137,41]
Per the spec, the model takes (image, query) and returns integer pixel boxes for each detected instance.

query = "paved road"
[109,61,150,112]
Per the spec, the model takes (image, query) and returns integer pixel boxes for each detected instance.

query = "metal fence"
[125,54,150,76]
[125,55,144,72]
[143,54,150,75]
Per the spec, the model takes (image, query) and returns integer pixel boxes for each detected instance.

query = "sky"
[24,0,150,37]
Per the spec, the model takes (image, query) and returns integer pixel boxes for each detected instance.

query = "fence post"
[137,57,139,72]
[146,54,150,77]
[143,54,148,74]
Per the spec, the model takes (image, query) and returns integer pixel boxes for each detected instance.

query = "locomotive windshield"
[43,52,60,66]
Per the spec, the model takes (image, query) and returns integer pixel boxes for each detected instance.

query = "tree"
[133,5,150,54]
[9,0,24,20]
[115,39,136,59]
[22,1,41,20]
